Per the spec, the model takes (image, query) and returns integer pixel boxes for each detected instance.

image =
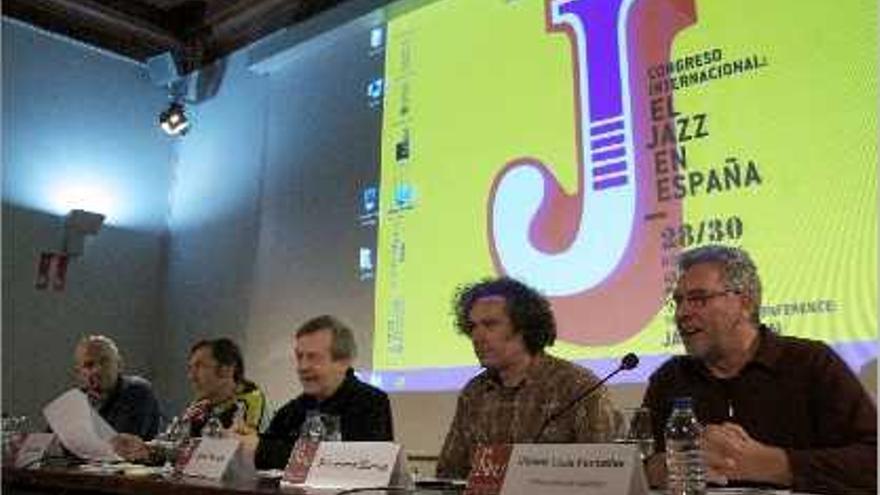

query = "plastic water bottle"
[171,417,194,474]
[300,411,326,442]
[232,402,246,429]
[665,397,706,495]
[204,416,224,438]
[178,416,192,441]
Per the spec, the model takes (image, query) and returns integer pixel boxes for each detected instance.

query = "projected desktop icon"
[393,183,415,210]
[370,27,385,50]
[367,78,385,107]
[359,186,379,227]
[399,82,411,117]
[362,186,378,215]
[395,130,411,162]
[359,247,374,280]
[390,237,405,263]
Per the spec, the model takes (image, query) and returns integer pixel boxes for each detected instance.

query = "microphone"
[533,353,639,442]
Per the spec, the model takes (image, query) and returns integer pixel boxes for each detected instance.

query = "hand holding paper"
[43,389,121,461]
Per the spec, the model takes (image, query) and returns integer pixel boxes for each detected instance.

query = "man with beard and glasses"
[642,245,876,494]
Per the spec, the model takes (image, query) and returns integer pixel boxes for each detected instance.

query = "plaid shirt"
[436,353,614,479]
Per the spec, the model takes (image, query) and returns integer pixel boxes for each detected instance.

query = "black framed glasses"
[670,290,736,309]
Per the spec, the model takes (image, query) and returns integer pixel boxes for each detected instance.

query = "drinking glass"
[301,411,325,441]
[321,414,342,442]
[612,407,654,461]
[1,416,28,465]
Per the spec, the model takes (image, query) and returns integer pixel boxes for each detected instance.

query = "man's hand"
[182,399,211,423]
[111,433,150,462]
[703,423,792,486]
[644,452,667,488]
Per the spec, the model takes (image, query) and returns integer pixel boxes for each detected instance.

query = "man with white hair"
[250,315,393,469]
[74,335,161,439]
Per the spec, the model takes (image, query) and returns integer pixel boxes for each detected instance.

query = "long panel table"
[4,466,289,495]
[3,466,806,495]
[3,466,463,495]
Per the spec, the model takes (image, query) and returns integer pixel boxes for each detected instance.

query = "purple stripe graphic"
[361,340,877,393]
[559,0,626,120]
[593,175,628,190]
[592,147,626,162]
[593,160,627,177]
[590,120,624,136]
[591,133,625,149]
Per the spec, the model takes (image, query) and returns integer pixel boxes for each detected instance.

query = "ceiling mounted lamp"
[159,101,190,136]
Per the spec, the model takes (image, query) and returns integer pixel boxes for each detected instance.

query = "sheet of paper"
[43,389,121,461]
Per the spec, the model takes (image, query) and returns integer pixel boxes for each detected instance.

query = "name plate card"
[2,432,27,467]
[303,442,403,490]
[464,444,514,495]
[466,444,647,495]
[14,433,56,469]
[183,438,248,480]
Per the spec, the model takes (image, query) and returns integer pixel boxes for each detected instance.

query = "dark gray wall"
[2,19,172,423]
[158,51,269,413]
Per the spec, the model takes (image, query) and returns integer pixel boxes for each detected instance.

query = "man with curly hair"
[436,277,614,479]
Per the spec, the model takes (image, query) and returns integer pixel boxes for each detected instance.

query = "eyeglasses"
[670,290,736,309]
[187,361,220,373]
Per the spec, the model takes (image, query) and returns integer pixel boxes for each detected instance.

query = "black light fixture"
[159,101,190,136]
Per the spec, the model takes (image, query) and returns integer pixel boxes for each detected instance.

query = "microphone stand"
[532,354,638,443]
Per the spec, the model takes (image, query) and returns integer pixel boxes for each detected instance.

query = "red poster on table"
[464,444,513,495]
[174,438,201,472]
[283,439,319,484]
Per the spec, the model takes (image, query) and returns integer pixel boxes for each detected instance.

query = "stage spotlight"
[159,102,190,136]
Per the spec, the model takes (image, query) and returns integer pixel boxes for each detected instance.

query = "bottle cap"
[672,397,694,409]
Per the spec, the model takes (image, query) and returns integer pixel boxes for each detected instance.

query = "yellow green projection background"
[371,0,877,388]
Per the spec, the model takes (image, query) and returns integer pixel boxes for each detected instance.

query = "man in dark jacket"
[74,335,161,440]
[251,315,393,469]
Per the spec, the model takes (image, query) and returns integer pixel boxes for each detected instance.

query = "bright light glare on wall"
[47,181,119,225]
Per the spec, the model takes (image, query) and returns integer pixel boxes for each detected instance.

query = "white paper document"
[43,389,121,461]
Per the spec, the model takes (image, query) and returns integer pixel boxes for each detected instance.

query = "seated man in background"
[436,277,614,479]
[183,338,266,436]
[642,245,876,494]
[74,335,161,440]
[249,315,393,469]
[113,337,265,460]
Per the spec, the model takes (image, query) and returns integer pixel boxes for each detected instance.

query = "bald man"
[74,335,161,439]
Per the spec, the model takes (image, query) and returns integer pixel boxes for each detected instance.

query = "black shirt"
[97,375,161,440]
[254,369,394,469]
